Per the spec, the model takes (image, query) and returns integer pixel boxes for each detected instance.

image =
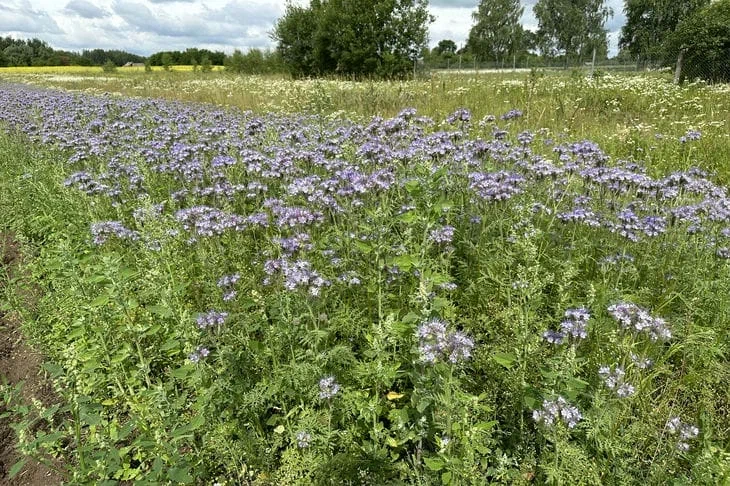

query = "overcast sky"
[0,0,625,56]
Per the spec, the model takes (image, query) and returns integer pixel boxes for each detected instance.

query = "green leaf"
[160,339,180,351]
[402,312,420,324]
[8,458,27,478]
[90,293,110,307]
[386,436,399,447]
[274,425,285,434]
[474,420,498,431]
[424,456,445,471]
[397,211,418,223]
[168,466,193,483]
[442,471,453,484]
[492,352,517,369]
[148,305,173,318]
[171,365,194,380]
[354,240,372,254]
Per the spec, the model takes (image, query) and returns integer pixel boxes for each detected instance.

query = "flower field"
[0,75,729,484]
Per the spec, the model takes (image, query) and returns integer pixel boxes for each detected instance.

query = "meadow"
[0,70,729,484]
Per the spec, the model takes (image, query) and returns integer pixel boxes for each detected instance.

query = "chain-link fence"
[423,54,729,84]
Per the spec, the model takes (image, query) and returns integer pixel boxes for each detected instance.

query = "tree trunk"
[673,50,684,84]
[590,47,597,77]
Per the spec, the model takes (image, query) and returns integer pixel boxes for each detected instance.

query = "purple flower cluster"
[90,221,139,245]
[296,430,312,448]
[428,225,455,244]
[666,417,699,451]
[607,302,672,341]
[532,396,582,429]
[196,310,229,329]
[543,308,590,344]
[188,346,210,363]
[501,109,524,121]
[217,273,240,301]
[318,375,340,399]
[416,318,474,364]
[263,258,329,296]
[175,206,247,237]
[446,108,471,125]
[598,365,635,398]
[679,129,701,143]
[468,171,525,202]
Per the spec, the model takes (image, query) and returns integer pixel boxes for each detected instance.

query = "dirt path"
[0,234,63,485]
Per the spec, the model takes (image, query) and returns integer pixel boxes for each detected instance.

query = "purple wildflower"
[533,396,582,429]
[318,376,340,399]
[196,310,228,329]
[416,318,474,364]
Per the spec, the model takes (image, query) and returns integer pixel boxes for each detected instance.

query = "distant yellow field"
[0,65,224,74]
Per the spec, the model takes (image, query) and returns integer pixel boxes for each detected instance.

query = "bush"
[102,59,117,73]
[200,56,212,72]
[162,53,173,72]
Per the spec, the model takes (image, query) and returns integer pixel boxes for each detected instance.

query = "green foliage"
[161,53,173,71]
[225,48,281,74]
[102,59,117,73]
[667,0,730,83]
[273,0,432,78]
[620,0,709,65]
[200,56,213,73]
[534,0,611,63]
[148,48,226,67]
[467,0,524,63]
[80,48,145,66]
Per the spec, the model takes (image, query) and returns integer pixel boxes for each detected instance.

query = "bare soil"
[0,234,63,485]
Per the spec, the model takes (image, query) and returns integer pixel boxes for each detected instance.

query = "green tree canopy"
[534,0,612,63]
[467,0,524,63]
[620,0,709,64]
[434,39,457,57]
[273,0,432,78]
[667,0,730,83]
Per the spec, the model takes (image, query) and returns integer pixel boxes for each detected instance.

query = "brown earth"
[0,234,64,485]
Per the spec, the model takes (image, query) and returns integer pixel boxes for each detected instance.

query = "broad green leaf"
[90,293,110,307]
[424,456,445,471]
[492,352,517,369]
[168,467,193,483]
[148,305,173,318]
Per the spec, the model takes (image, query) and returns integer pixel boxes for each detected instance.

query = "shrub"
[200,55,212,72]
[101,59,117,73]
